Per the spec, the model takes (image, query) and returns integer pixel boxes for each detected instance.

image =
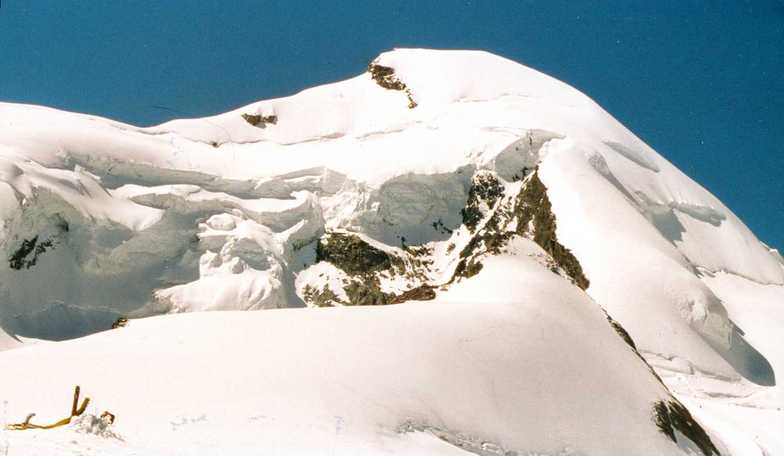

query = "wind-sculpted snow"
[1,48,782,454]
[603,140,661,172]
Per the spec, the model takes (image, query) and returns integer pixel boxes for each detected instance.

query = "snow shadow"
[585,152,639,207]
[706,321,776,386]
[635,192,725,245]
[603,141,661,172]
[1,301,122,341]
[362,168,473,245]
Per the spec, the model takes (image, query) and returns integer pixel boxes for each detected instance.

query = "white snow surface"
[0,48,782,454]
[1,248,685,455]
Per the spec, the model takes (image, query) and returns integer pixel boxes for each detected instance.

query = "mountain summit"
[0,49,781,455]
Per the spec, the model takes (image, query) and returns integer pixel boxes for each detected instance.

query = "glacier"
[0,49,782,455]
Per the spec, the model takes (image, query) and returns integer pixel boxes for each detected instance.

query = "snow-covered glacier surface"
[0,49,782,455]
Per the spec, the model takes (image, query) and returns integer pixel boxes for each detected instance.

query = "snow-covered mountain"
[0,49,781,455]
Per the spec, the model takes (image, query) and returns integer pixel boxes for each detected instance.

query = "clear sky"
[1,1,782,249]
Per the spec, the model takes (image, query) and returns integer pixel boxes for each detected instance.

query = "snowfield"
[1,247,696,455]
[0,48,782,455]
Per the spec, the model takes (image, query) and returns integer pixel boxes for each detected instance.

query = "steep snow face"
[0,47,782,453]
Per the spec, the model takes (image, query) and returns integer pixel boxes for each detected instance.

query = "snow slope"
[0,48,782,454]
[0,245,709,456]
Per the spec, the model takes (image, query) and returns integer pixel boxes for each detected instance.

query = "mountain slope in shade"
[0,49,782,454]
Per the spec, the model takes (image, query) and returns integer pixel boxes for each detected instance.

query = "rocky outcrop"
[513,171,589,290]
[653,400,720,456]
[241,113,277,128]
[461,171,504,232]
[450,169,589,290]
[315,233,401,275]
[368,62,418,109]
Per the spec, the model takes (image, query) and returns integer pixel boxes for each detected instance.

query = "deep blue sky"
[1,1,782,249]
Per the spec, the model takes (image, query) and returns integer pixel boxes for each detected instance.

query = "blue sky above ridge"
[1,0,782,249]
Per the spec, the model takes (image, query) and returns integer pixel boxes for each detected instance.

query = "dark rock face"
[8,218,68,270]
[461,172,504,232]
[390,285,436,304]
[9,236,50,270]
[653,400,720,456]
[302,284,343,308]
[309,232,437,306]
[368,62,418,109]
[343,281,436,306]
[451,168,588,290]
[513,171,589,290]
[241,113,278,128]
[607,314,637,350]
[452,257,485,281]
[316,233,398,275]
[310,168,589,305]
[368,64,407,91]
[344,279,391,306]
